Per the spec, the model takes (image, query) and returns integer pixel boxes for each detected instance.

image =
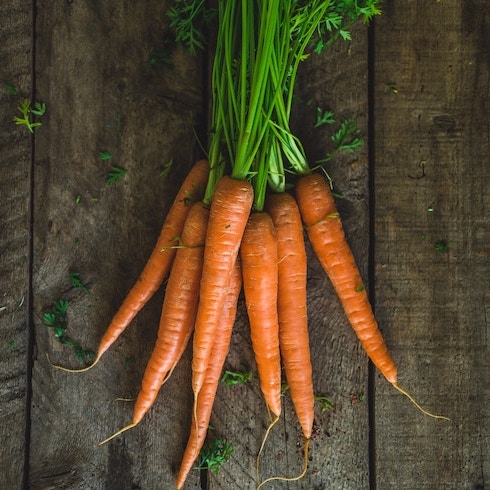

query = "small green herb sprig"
[282,384,334,412]
[167,0,216,55]
[195,439,234,474]
[313,0,382,54]
[98,151,113,161]
[332,119,363,153]
[315,107,336,128]
[42,300,94,361]
[69,272,89,294]
[315,393,335,412]
[105,166,127,185]
[159,158,174,179]
[5,83,17,95]
[221,368,253,387]
[435,240,449,253]
[316,119,364,165]
[13,99,46,133]
[99,151,127,185]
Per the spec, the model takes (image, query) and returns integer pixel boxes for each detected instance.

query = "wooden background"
[1,1,489,489]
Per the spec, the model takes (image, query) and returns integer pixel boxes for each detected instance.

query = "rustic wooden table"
[1,1,489,489]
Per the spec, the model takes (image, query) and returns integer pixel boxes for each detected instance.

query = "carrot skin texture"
[240,212,282,417]
[96,160,210,361]
[132,202,209,425]
[295,172,397,384]
[175,259,242,489]
[265,193,314,439]
[192,176,253,396]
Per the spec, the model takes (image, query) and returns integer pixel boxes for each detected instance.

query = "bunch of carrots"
[54,1,448,487]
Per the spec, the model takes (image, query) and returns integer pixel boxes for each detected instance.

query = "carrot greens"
[42,300,95,361]
[105,166,127,185]
[221,368,253,387]
[69,272,89,294]
[195,438,234,474]
[13,98,46,133]
[199,0,380,211]
[168,0,215,55]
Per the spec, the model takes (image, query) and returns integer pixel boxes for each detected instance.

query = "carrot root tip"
[97,422,137,447]
[46,352,100,373]
[392,383,450,421]
[257,438,310,489]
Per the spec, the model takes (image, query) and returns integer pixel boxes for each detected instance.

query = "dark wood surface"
[374,3,489,489]
[1,1,488,489]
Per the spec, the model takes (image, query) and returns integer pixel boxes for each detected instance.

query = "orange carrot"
[240,212,281,418]
[265,192,314,439]
[175,259,242,489]
[98,202,209,444]
[60,160,209,372]
[295,172,398,384]
[133,202,209,423]
[295,172,449,421]
[191,176,253,397]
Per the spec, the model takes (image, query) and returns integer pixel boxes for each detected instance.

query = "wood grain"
[373,1,490,488]
[29,1,203,488]
[0,1,33,487]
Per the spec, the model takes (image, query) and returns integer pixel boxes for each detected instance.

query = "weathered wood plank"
[207,23,372,489]
[29,1,204,488]
[0,2,33,488]
[374,1,490,488]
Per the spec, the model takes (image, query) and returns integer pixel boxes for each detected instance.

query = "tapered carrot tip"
[46,352,100,373]
[392,383,450,420]
[257,437,310,489]
[97,422,137,447]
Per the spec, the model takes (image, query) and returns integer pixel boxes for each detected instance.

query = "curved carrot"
[59,160,210,372]
[240,212,281,418]
[175,259,242,489]
[98,202,209,444]
[295,172,449,421]
[134,202,209,423]
[295,172,398,384]
[265,192,314,439]
[191,176,253,397]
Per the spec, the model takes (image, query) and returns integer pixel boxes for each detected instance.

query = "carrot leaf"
[5,82,17,96]
[31,101,46,116]
[69,272,89,294]
[105,166,127,185]
[221,368,253,387]
[13,98,45,133]
[168,0,216,55]
[315,107,335,128]
[314,393,335,413]
[312,0,382,54]
[435,240,449,253]
[99,151,113,161]
[159,158,174,179]
[42,299,95,361]
[195,439,234,475]
[331,119,363,153]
